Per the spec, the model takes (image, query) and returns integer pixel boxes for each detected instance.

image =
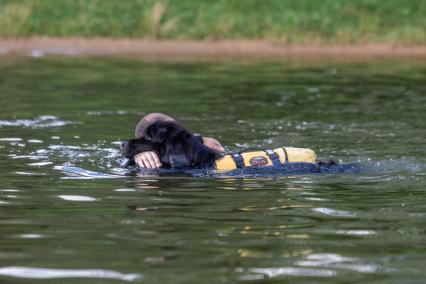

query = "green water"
[0,57,425,283]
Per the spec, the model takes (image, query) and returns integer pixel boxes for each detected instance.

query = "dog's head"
[121,137,152,159]
[121,121,182,157]
[121,121,218,169]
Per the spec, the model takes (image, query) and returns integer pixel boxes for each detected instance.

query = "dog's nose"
[121,141,128,150]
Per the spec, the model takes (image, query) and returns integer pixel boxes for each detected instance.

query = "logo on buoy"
[249,156,268,167]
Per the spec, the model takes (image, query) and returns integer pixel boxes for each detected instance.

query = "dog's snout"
[121,141,129,150]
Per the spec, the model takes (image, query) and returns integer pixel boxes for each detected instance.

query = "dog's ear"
[145,124,168,144]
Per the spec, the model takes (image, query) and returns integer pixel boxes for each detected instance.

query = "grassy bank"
[1,0,426,44]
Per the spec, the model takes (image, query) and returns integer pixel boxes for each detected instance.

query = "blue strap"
[281,147,289,163]
[265,149,281,167]
[232,153,245,168]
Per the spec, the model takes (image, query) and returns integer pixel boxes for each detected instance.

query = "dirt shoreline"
[1,37,426,60]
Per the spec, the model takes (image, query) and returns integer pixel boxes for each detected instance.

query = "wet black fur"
[121,121,220,169]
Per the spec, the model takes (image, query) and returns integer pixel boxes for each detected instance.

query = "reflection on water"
[0,57,426,283]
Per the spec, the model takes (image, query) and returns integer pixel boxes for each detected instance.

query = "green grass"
[1,0,426,44]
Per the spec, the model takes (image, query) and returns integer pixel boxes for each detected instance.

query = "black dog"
[121,121,220,169]
[121,120,337,171]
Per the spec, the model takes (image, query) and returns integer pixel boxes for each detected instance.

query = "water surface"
[0,57,425,283]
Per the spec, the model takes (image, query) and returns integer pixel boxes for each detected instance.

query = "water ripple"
[336,230,376,236]
[248,267,336,278]
[14,234,44,239]
[312,207,357,217]
[0,137,22,142]
[28,161,53,166]
[297,253,382,273]
[0,266,141,281]
[58,195,97,202]
[0,115,77,128]
[27,139,43,143]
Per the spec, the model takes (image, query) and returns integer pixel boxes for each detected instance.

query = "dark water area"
[0,57,425,283]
